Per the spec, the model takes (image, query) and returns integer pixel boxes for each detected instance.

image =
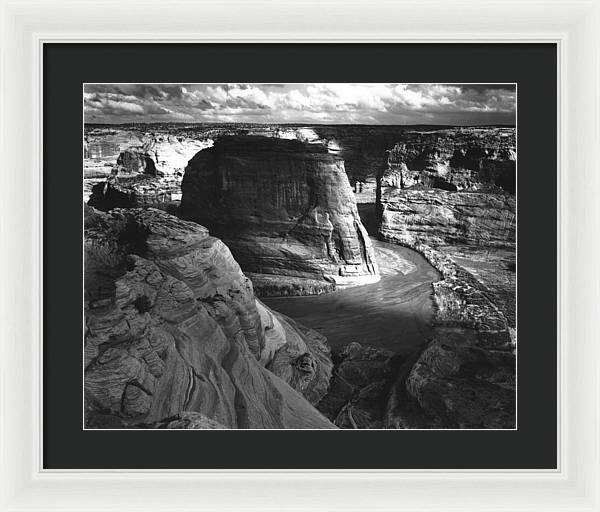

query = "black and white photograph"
[83,83,516,430]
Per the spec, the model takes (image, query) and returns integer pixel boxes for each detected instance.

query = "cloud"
[84,83,516,125]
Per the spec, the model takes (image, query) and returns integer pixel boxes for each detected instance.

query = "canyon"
[84,123,516,429]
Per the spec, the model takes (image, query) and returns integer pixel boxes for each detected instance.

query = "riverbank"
[262,238,440,356]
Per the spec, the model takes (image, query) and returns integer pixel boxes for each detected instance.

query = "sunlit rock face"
[86,134,213,209]
[84,208,334,429]
[380,190,516,249]
[114,135,214,178]
[180,136,380,296]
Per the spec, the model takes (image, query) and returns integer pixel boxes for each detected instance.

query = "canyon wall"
[375,128,516,429]
[86,134,212,209]
[180,136,380,296]
[84,207,334,428]
[380,190,516,248]
[378,128,516,249]
[382,128,515,193]
[114,135,213,177]
[84,126,322,207]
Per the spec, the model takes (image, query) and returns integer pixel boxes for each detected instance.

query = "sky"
[84,83,516,125]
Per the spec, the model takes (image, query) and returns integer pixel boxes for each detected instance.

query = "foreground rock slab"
[84,207,334,429]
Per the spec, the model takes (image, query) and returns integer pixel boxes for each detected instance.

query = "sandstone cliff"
[86,134,212,210]
[84,207,334,429]
[374,127,516,428]
[382,128,515,193]
[180,136,380,296]
[87,176,183,211]
[114,135,213,178]
[379,189,516,249]
[378,128,516,249]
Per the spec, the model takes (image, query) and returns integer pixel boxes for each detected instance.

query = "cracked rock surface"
[84,207,334,429]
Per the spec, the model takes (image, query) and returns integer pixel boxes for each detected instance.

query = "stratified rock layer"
[87,176,182,211]
[180,136,380,295]
[380,189,516,249]
[383,128,516,193]
[114,135,213,178]
[375,127,516,428]
[87,135,212,209]
[378,128,516,250]
[84,208,334,429]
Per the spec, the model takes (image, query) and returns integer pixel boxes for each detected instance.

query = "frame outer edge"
[0,0,598,510]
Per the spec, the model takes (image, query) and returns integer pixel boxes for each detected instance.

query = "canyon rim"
[84,83,517,429]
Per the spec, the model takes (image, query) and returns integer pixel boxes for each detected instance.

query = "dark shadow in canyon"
[357,202,379,236]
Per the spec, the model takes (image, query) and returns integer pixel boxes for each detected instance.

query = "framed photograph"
[1,0,599,511]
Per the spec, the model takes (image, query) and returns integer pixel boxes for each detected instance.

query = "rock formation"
[375,127,516,428]
[114,135,213,178]
[84,207,334,429]
[312,125,412,187]
[87,176,183,211]
[383,128,516,193]
[379,190,516,248]
[180,136,380,296]
[378,128,516,249]
[86,134,212,209]
[317,342,397,429]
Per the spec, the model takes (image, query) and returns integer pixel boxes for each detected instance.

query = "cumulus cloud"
[84,83,516,125]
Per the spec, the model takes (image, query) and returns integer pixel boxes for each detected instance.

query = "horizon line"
[84,121,516,127]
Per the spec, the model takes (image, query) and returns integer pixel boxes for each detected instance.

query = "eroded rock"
[383,128,515,193]
[180,136,380,295]
[379,189,516,249]
[374,127,516,429]
[84,208,334,429]
[317,342,397,429]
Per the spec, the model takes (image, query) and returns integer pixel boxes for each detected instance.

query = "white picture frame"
[1,0,598,510]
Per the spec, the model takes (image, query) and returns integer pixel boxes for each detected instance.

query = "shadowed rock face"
[383,128,516,193]
[180,136,380,296]
[84,208,334,429]
[317,342,397,429]
[88,176,182,212]
[374,127,516,429]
